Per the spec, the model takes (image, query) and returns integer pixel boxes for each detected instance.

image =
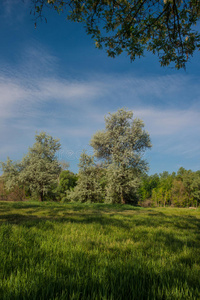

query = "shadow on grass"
[0,212,133,231]
[1,212,200,256]
[0,213,43,226]
[0,202,200,232]
[1,245,200,300]
[0,200,143,211]
[1,203,200,299]
[1,201,200,256]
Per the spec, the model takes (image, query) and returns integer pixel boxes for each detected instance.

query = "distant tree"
[90,108,151,203]
[0,173,27,202]
[31,0,200,69]
[1,158,23,191]
[1,132,61,202]
[181,169,200,207]
[171,178,188,207]
[139,173,160,202]
[191,172,200,207]
[0,177,8,201]
[138,168,199,208]
[177,167,187,177]
[158,171,175,206]
[55,170,78,200]
[69,152,104,203]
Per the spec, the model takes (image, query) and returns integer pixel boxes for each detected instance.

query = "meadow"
[0,201,200,300]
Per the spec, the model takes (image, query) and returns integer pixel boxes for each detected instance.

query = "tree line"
[139,168,200,207]
[1,108,199,207]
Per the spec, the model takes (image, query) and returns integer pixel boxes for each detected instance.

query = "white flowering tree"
[90,108,152,203]
[1,132,61,201]
[72,108,151,204]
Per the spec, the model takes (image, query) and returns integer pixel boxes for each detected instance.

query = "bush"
[139,199,154,208]
[61,196,71,203]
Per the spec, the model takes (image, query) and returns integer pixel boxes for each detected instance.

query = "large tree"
[31,0,200,69]
[1,132,61,201]
[90,108,152,203]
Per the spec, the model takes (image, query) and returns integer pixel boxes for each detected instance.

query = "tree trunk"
[121,191,125,204]
[39,192,44,202]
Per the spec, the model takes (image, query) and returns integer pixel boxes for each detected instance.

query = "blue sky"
[0,0,200,174]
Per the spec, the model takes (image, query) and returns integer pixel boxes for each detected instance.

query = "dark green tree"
[56,170,78,201]
[139,173,160,202]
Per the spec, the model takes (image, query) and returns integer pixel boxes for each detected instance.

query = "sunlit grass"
[0,201,200,299]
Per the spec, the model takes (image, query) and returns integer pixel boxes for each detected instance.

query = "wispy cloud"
[1,0,30,23]
[134,108,200,136]
[0,44,200,173]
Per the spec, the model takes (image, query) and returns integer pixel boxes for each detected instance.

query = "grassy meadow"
[0,201,200,300]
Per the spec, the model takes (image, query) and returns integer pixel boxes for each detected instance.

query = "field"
[0,201,200,300]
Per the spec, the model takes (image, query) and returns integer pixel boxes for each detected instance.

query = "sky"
[0,0,200,175]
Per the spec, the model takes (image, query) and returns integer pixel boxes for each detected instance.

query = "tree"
[1,132,61,201]
[191,172,200,207]
[138,169,200,208]
[90,108,151,203]
[55,170,78,201]
[139,173,160,203]
[31,0,200,69]
[181,169,200,207]
[171,178,188,207]
[1,158,23,192]
[105,162,141,204]
[69,152,105,203]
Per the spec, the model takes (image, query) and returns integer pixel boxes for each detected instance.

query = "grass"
[0,201,200,300]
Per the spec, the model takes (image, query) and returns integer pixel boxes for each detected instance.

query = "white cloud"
[35,78,101,103]
[0,80,28,118]
[0,44,200,173]
[132,108,200,163]
[133,108,200,136]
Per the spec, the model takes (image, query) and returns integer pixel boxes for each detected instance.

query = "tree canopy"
[31,0,200,69]
[71,108,151,204]
[90,108,151,169]
[139,168,200,207]
[1,132,61,201]
[91,108,151,203]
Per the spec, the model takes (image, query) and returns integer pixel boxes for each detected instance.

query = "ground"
[0,201,200,299]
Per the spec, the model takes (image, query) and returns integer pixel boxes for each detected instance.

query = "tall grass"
[0,201,200,299]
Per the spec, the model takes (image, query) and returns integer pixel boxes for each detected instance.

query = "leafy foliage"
[72,108,151,204]
[54,170,78,202]
[91,108,151,203]
[105,163,140,204]
[31,0,200,69]
[1,132,61,201]
[69,152,105,203]
[140,168,200,207]
[138,173,160,201]
[0,176,26,201]
[57,170,77,193]
[91,108,151,168]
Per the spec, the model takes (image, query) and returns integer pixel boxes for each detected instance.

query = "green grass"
[0,201,200,300]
